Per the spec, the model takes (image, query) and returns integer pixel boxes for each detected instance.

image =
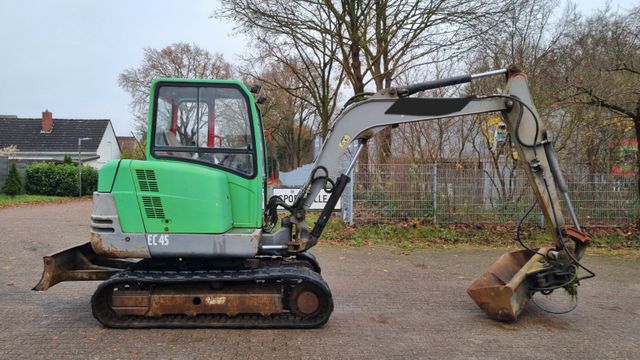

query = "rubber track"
[293,252,321,273]
[91,265,333,329]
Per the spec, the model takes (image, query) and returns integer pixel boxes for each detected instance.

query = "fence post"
[343,167,355,225]
[347,172,354,225]
[432,164,438,224]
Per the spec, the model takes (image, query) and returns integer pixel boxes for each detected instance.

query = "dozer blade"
[33,242,134,291]
[467,248,549,321]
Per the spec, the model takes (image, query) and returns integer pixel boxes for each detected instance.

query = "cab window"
[153,84,255,177]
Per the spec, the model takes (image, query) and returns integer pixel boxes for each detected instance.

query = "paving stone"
[0,201,638,359]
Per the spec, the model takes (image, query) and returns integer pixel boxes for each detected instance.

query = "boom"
[278,66,588,256]
[262,65,592,321]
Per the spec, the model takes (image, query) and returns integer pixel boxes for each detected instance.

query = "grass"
[1,197,636,254]
[0,194,71,207]
[319,215,639,254]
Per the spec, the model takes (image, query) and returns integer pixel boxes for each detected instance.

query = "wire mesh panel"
[352,162,638,226]
[566,173,638,225]
[353,163,436,222]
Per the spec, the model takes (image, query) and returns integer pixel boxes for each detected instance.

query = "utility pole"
[78,137,91,197]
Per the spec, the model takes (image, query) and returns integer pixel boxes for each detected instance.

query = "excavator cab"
[35,79,269,286]
[87,80,266,260]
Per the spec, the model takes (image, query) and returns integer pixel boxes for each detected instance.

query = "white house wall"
[94,125,121,169]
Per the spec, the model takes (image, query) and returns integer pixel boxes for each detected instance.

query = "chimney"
[41,110,53,133]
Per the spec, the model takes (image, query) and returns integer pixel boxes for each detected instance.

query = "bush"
[120,148,132,159]
[80,165,98,195]
[2,161,23,196]
[25,162,98,196]
[63,155,73,164]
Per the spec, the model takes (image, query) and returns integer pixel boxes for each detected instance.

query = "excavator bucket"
[467,248,549,321]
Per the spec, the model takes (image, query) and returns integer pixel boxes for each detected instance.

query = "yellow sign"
[487,116,502,126]
[339,134,352,148]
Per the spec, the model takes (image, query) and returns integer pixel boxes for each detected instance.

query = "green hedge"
[25,162,98,196]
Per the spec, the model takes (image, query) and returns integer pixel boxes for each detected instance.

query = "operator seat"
[163,131,191,158]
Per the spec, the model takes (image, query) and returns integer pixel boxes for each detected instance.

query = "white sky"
[0,0,636,136]
[0,0,246,136]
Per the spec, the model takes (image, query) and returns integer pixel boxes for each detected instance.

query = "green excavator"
[34,65,592,328]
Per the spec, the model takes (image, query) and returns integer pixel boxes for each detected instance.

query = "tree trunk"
[376,128,393,164]
[320,106,329,140]
[372,75,391,164]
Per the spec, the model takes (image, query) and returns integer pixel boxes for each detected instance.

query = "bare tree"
[118,42,233,136]
[240,36,344,141]
[252,62,316,171]
[218,0,512,166]
[548,5,639,193]
[458,0,568,203]
[355,0,511,164]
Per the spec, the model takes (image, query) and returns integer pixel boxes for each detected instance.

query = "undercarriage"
[35,242,333,328]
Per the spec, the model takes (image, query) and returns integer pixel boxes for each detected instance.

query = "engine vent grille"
[142,196,165,219]
[136,169,159,192]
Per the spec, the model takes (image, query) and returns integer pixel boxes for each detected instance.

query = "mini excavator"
[34,65,592,327]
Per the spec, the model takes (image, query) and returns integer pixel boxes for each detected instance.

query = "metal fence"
[348,163,638,226]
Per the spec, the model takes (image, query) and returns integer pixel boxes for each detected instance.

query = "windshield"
[152,84,255,177]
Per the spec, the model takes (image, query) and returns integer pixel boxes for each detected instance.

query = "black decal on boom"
[385,97,473,117]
